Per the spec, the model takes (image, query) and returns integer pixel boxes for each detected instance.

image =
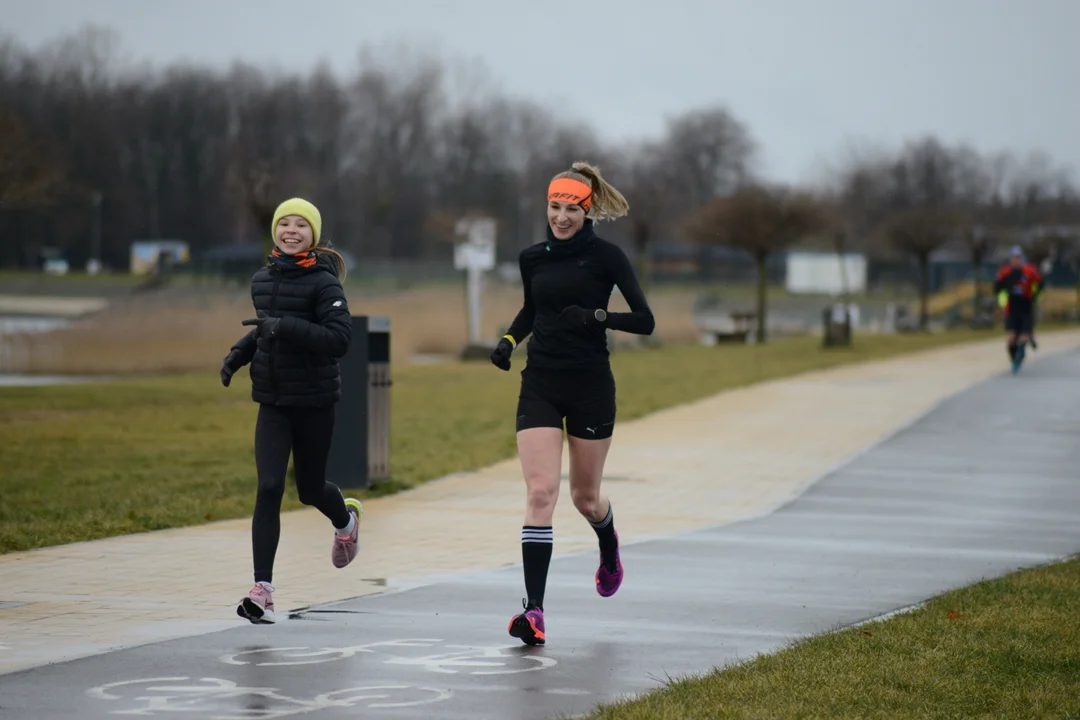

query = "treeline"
[0,26,1078,278]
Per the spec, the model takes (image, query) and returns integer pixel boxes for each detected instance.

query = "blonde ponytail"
[550,161,630,222]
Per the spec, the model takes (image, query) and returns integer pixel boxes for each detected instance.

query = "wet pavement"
[2,349,1079,720]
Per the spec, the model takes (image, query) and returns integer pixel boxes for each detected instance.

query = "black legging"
[252,403,351,583]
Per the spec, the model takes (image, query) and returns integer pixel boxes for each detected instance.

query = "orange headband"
[547,178,593,212]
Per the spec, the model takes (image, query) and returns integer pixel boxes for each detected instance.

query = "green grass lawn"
[0,328,1013,554]
[583,555,1080,720]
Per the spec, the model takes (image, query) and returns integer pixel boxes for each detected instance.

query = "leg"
[568,435,613,524]
[1004,314,1018,363]
[566,369,622,597]
[1014,311,1034,370]
[518,427,564,598]
[291,406,350,527]
[290,405,361,569]
[1017,310,1033,348]
[239,404,291,624]
[508,427,561,646]
[508,370,564,646]
[252,404,292,585]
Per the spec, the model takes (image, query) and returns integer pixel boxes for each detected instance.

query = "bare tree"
[619,141,680,291]
[964,225,993,314]
[881,206,961,329]
[663,106,757,210]
[0,108,65,211]
[5,24,1078,289]
[224,64,326,253]
[824,149,897,301]
[687,184,827,342]
[430,98,525,259]
[833,136,988,327]
[0,107,67,267]
[341,54,445,258]
[1024,230,1057,268]
[297,63,349,245]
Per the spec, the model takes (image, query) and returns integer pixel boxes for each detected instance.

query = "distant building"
[129,240,190,275]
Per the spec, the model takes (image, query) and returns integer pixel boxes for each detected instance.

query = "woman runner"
[489,162,655,645]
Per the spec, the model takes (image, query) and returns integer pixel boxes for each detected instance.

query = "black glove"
[490,337,514,371]
[557,305,599,327]
[220,349,243,387]
[241,314,281,339]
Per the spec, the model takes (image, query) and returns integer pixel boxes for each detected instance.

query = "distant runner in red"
[993,245,1043,374]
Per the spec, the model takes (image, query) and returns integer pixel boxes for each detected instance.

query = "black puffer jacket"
[232,251,352,406]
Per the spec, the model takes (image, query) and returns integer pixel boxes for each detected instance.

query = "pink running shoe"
[508,601,546,646]
[331,498,363,569]
[595,530,624,598]
[238,583,276,624]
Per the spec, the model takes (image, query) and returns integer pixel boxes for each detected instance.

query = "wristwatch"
[593,308,607,323]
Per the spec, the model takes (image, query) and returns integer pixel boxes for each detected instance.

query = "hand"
[557,305,599,327]
[220,350,242,387]
[490,337,513,371]
[241,315,281,339]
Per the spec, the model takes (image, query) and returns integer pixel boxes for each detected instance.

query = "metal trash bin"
[366,316,391,483]
[326,315,392,489]
[822,304,853,347]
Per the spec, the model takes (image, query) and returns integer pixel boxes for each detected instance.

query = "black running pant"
[252,403,350,583]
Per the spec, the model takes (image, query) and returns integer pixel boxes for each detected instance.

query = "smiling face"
[547,201,586,240]
[274,215,315,254]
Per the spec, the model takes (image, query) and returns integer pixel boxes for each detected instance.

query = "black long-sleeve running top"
[505,221,654,369]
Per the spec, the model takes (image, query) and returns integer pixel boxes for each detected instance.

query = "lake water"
[0,315,71,334]
[0,373,116,387]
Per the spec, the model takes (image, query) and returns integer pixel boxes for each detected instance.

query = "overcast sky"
[5,0,1078,185]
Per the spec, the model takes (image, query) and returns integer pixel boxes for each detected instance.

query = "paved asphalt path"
[3,349,1079,720]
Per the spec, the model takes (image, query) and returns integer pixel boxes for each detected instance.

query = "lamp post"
[91,191,103,262]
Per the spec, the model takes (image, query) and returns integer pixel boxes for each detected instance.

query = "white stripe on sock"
[589,505,613,530]
[521,527,553,544]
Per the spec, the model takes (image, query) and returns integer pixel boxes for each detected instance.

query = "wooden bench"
[697,310,757,344]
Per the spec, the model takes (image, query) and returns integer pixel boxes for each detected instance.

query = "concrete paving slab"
[9,334,1078,677]
[1,348,1078,719]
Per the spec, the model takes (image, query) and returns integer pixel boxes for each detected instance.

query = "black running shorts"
[1005,309,1034,335]
[515,366,617,440]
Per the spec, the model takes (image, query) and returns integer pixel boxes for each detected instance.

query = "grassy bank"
[0,329,1004,554]
[585,555,1080,720]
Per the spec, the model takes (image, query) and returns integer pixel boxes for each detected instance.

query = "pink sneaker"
[508,601,546,646]
[238,583,276,624]
[331,498,362,569]
[595,530,624,598]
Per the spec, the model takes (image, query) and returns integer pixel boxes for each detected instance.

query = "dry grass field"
[0,282,709,375]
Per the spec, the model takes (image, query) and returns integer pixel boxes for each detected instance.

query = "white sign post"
[453,218,497,344]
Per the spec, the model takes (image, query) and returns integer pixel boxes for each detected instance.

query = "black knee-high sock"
[590,504,619,571]
[1007,342,1018,360]
[521,526,553,609]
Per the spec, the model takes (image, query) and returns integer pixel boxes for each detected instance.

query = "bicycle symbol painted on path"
[220,637,557,676]
[86,676,452,718]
